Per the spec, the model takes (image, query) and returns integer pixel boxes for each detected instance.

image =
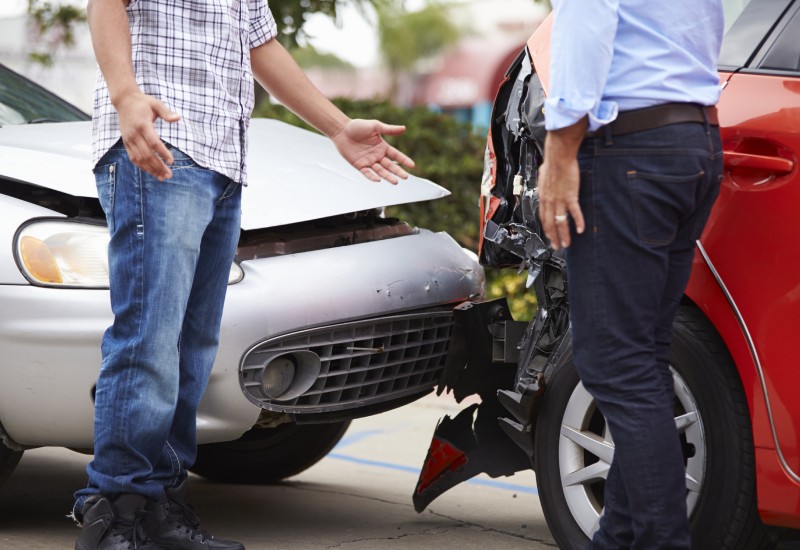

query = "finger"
[158,161,174,180]
[360,167,381,183]
[125,138,151,175]
[140,141,171,180]
[153,100,181,124]
[372,162,399,185]
[542,219,559,250]
[143,152,171,181]
[149,137,174,166]
[381,157,409,180]
[138,125,172,179]
[374,122,406,136]
[387,146,415,169]
[129,137,171,181]
[569,201,586,235]
[387,163,409,180]
[555,214,571,249]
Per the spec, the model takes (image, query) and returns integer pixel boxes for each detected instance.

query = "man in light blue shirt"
[536,1,724,548]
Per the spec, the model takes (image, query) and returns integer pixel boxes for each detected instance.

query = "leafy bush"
[253,98,537,320]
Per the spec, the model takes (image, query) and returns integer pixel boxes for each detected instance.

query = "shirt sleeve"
[544,0,620,131]
[249,0,278,50]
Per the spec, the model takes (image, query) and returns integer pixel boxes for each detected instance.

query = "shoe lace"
[169,500,212,543]
[112,511,151,549]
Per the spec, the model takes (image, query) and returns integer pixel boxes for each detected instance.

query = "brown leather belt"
[585,102,719,138]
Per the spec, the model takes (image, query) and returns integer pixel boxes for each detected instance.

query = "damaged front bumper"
[412,40,572,512]
[412,253,571,511]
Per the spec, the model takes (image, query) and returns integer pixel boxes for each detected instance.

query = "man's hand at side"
[538,118,588,249]
[87,0,179,181]
[115,90,180,181]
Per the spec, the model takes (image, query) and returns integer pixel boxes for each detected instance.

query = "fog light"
[262,356,296,399]
[250,350,322,403]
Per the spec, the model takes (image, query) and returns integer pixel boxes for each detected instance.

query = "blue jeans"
[565,121,722,549]
[74,142,241,512]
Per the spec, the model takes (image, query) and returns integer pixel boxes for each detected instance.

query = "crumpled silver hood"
[0,119,449,229]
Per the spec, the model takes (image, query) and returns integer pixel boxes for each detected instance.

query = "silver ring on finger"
[554,214,568,223]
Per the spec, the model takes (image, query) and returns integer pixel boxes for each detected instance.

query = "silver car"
[0,64,484,487]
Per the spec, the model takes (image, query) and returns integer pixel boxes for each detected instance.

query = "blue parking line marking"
[326,452,538,495]
[328,453,419,474]
[464,477,538,494]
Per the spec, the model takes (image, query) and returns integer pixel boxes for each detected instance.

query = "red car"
[413,1,800,548]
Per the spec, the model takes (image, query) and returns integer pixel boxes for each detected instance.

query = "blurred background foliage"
[254,98,537,320]
[25,0,86,66]
[375,3,461,97]
[290,45,357,70]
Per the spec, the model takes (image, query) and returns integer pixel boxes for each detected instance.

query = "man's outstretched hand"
[331,119,415,185]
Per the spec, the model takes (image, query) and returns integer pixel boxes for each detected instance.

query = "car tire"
[534,305,773,549]
[190,420,350,484]
[0,441,23,489]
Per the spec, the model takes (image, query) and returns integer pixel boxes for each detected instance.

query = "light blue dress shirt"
[544,0,724,132]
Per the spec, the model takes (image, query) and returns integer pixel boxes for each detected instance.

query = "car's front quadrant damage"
[413,46,573,511]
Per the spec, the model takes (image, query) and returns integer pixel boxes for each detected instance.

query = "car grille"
[240,310,454,413]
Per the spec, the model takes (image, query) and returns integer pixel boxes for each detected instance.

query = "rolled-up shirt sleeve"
[249,0,278,49]
[544,0,620,131]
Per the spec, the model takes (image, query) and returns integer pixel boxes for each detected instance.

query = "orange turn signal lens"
[19,235,63,284]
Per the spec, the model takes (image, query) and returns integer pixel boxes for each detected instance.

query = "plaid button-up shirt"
[92,0,278,184]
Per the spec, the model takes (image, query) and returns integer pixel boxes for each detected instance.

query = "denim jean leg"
[158,180,242,483]
[566,123,718,549]
[596,459,634,549]
[568,165,688,549]
[566,159,636,550]
[76,146,235,508]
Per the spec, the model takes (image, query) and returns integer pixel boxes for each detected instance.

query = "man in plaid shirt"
[74,1,414,549]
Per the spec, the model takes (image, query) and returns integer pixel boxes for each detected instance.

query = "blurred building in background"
[412,0,546,128]
[0,0,547,126]
[410,34,532,129]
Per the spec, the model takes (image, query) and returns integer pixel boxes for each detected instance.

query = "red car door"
[687,0,800,526]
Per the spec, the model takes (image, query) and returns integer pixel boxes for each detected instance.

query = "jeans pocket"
[626,169,704,246]
[94,162,117,232]
[164,143,198,171]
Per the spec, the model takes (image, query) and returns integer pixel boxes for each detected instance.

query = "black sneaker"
[146,480,244,550]
[75,494,158,550]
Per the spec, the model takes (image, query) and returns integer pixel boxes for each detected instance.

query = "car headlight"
[228,260,244,285]
[15,219,244,288]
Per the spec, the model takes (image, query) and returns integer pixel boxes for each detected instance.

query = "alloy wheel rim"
[557,368,706,537]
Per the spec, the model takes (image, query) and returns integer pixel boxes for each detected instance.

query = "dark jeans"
[565,121,722,549]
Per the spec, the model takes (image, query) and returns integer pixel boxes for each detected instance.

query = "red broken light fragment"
[415,437,468,494]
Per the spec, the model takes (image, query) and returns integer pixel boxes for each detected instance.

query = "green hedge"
[253,98,537,320]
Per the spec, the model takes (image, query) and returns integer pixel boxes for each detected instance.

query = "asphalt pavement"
[0,393,555,549]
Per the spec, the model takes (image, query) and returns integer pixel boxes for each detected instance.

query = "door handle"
[723,151,794,175]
